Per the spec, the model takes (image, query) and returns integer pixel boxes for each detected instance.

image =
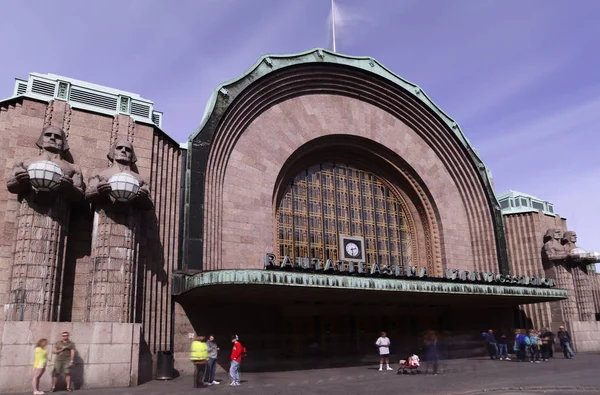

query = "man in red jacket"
[229,335,246,386]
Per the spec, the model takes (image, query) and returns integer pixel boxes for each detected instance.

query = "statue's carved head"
[544,228,562,242]
[36,126,69,154]
[107,140,137,165]
[562,231,577,244]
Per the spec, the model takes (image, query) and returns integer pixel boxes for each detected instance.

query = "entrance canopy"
[173,270,567,305]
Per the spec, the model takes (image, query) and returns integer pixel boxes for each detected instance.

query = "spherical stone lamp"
[27,160,64,191]
[108,172,140,202]
[569,247,587,262]
[585,251,600,263]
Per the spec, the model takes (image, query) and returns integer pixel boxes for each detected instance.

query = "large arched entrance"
[276,163,414,268]
[172,49,565,373]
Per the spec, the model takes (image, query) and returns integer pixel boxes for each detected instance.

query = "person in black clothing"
[424,331,440,375]
[557,326,575,359]
[497,331,510,360]
[540,328,554,361]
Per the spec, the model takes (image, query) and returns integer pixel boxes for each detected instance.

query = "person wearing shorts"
[375,332,393,371]
[32,338,49,394]
[52,332,75,392]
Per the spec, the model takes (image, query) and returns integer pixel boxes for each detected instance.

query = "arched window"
[277,163,412,267]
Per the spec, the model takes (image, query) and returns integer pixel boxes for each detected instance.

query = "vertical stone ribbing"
[572,265,594,321]
[5,194,69,321]
[554,263,577,322]
[88,207,140,323]
[43,101,54,127]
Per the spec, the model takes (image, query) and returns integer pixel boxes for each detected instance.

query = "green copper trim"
[172,270,567,301]
[190,48,483,170]
[185,48,510,274]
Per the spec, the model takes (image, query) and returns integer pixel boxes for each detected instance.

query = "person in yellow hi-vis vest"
[190,335,209,388]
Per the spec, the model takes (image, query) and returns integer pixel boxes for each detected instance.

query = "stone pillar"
[85,139,152,323]
[88,207,140,322]
[572,265,595,321]
[5,193,70,321]
[5,124,84,321]
[551,262,578,323]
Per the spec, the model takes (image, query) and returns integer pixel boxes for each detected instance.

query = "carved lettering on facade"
[263,253,555,288]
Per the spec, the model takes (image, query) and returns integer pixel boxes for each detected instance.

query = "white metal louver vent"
[131,101,150,118]
[13,73,162,126]
[152,111,163,128]
[31,79,56,97]
[16,83,27,95]
[70,88,118,110]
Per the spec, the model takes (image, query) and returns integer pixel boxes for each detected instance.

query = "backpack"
[524,336,531,346]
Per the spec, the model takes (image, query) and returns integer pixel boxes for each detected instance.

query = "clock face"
[345,242,360,257]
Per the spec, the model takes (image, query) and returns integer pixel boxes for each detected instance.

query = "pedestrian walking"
[190,335,209,388]
[482,329,499,360]
[424,331,440,375]
[375,332,393,371]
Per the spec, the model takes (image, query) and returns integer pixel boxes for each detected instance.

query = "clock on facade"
[339,235,365,261]
[345,242,360,257]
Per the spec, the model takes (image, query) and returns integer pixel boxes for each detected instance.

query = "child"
[529,330,540,363]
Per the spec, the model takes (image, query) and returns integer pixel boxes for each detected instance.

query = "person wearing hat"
[557,326,574,359]
[229,335,247,386]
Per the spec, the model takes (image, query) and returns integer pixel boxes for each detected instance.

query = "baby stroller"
[397,354,421,375]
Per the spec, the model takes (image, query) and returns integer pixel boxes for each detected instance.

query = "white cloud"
[452,54,571,123]
[472,92,600,160]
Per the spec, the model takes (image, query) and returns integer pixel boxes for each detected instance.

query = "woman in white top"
[375,332,393,371]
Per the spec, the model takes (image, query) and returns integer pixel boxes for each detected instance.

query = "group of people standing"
[190,334,247,387]
[31,332,76,394]
[483,326,575,362]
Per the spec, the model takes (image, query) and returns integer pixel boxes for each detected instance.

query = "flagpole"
[331,0,337,52]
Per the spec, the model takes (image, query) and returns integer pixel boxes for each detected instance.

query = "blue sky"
[1,0,599,254]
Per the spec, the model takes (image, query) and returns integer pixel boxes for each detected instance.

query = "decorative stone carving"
[542,228,577,323]
[85,140,152,323]
[5,125,84,321]
[561,231,597,321]
[542,229,567,261]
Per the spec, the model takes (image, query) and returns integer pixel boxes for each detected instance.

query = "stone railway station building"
[0,49,599,392]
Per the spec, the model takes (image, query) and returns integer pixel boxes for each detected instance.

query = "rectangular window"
[532,201,544,211]
[500,200,510,209]
[56,82,69,100]
[119,96,130,113]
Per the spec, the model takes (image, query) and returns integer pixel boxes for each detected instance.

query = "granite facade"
[175,58,519,370]
[186,65,505,277]
[504,211,600,351]
[0,97,183,391]
[0,321,140,393]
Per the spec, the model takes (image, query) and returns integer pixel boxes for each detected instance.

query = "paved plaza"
[10,353,600,395]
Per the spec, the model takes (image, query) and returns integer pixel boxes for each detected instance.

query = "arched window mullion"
[278,163,412,267]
